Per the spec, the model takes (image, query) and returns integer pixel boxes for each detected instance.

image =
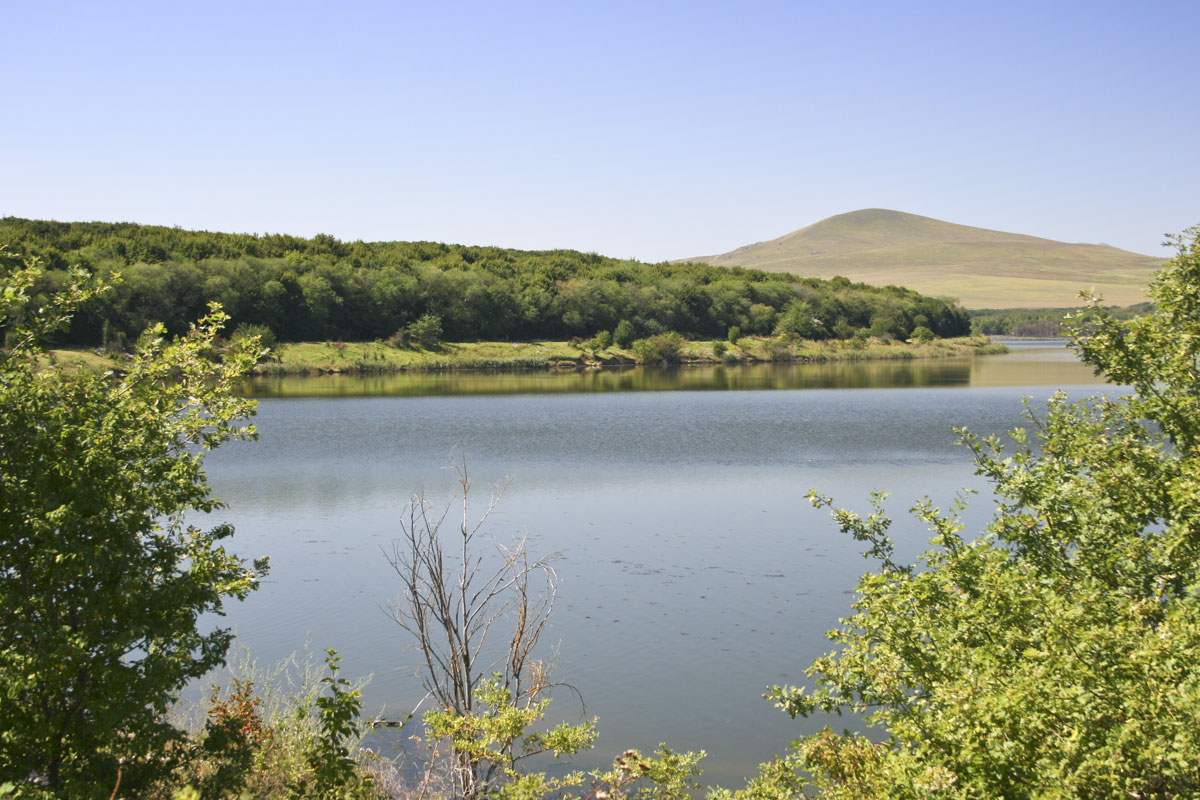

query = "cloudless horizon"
[5,1,1197,263]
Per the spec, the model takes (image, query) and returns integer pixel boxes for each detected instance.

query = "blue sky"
[4,0,1197,262]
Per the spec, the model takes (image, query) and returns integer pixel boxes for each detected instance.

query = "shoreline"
[251,334,1006,376]
[48,335,1007,377]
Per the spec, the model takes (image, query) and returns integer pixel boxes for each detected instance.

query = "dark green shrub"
[631,332,684,364]
[909,325,935,344]
[391,314,443,349]
[231,322,277,353]
[613,319,636,348]
[585,330,613,351]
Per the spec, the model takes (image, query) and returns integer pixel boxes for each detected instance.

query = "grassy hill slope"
[682,209,1163,308]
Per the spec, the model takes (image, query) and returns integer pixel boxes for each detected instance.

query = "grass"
[161,644,389,799]
[265,335,1000,373]
[49,335,1004,377]
[684,209,1163,309]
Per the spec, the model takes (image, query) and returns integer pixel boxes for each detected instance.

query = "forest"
[0,217,971,347]
[968,303,1153,337]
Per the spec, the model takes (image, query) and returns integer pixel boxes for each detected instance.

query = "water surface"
[206,348,1111,786]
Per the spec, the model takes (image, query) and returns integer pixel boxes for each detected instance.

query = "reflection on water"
[241,348,1105,398]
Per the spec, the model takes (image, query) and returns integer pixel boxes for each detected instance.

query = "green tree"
[747,226,1200,798]
[613,318,637,348]
[402,312,444,349]
[631,332,684,364]
[908,324,935,343]
[0,256,268,796]
[388,463,703,800]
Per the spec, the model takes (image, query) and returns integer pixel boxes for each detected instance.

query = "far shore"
[49,335,1007,377]
[253,334,1005,375]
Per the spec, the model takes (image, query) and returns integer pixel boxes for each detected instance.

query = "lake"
[203,343,1111,787]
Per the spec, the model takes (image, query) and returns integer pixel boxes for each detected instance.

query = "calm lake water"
[203,343,1112,787]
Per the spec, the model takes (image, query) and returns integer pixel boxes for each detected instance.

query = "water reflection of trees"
[238,358,1034,398]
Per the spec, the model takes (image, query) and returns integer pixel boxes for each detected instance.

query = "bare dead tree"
[386,455,559,799]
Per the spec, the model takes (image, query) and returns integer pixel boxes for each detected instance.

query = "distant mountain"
[680,209,1163,308]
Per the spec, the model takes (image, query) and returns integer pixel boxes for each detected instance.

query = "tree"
[403,313,444,349]
[387,461,573,800]
[0,255,268,796]
[908,324,935,344]
[614,318,637,348]
[748,226,1200,798]
[387,460,704,800]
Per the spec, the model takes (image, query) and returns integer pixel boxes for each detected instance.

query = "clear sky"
[4,0,1197,262]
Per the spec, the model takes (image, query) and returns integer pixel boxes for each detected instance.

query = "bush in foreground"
[740,226,1200,797]
[0,255,268,796]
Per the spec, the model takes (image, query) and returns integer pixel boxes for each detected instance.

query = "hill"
[0,217,970,346]
[681,209,1164,308]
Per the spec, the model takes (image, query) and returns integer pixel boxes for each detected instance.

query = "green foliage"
[292,651,374,799]
[231,321,277,354]
[711,340,727,358]
[0,255,268,796]
[727,325,741,344]
[631,332,684,364]
[0,217,971,346]
[422,673,597,800]
[971,341,1010,355]
[196,678,269,797]
[773,300,828,339]
[422,674,704,800]
[584,329,613,352]
[749,226,1200,798]
[968,303,1151,336]
[176,645,379,799]
[614,319,637,348]
[908,324,935,343]
[588,745,705,800]
[760,337,795,361]
[392,313,443,349]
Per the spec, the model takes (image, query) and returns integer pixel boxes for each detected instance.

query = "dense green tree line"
[969,303,1153,336]
[0,217,970,347]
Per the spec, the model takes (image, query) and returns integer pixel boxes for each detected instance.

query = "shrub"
[231,322,277,354]
[0,258,267,795]
[631,332,684,364]
[614,319,637,348]
[743,226,1200,798]
[908,325,935,344]
[762,337,795,361]
[585,329,613,351]
[390,314,443,349]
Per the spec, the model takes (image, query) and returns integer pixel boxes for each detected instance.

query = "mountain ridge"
[681,209,1163,308]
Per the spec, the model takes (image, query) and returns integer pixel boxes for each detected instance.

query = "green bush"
[741,226,1200,798]
[390,314,443,349]
[231,322,277,354]
[176,646,378,799]
[908,324,935,343]
[0,258,267,795]
[585,329,613,351]
[613,319,636,348]
[631,332,684,364]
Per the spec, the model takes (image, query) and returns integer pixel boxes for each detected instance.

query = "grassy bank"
[49,335,1004,376]
[252,334,1003,375]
